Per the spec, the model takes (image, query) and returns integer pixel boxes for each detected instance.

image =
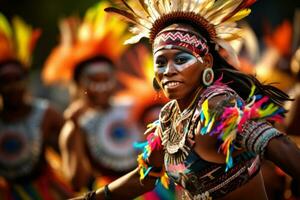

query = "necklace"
[162,88,203,165]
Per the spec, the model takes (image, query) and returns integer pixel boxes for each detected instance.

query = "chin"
[163,91,182,100]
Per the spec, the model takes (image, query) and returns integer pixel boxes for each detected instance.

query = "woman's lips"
[163,81,182,89]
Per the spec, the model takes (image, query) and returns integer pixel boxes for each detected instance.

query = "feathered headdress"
[105,0,256,65]
[116,44,169,125]
[0,12,41,68]
[42,1,130,84]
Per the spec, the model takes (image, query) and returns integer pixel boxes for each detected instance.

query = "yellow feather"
[227,9,252,22]
[13,17,31,66]
[0,12,12,38]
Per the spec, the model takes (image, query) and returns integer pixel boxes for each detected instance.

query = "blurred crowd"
[0,0,299,199]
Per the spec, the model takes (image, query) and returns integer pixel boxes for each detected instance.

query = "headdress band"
[153,28,209,59]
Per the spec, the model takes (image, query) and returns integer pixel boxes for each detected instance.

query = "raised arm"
[265,135,300,180]
[60,120,93,191]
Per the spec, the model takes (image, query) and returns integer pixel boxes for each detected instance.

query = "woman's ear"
[152,77,161,91]
[203,53,213,68]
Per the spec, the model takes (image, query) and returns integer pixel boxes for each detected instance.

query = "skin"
[60,61,117,191]
[71,24,300,200]
[0,61,64,170]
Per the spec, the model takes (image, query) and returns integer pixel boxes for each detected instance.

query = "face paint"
[83,79,116,92]
[154,51,198,73]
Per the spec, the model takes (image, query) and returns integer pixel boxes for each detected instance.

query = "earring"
[152,78,161,91]
[202,68,214,86]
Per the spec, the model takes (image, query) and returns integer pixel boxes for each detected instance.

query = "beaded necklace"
[161,88,203,165]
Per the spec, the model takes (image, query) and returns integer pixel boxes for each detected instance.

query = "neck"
[176,87,203,112]
[1,96,28,112]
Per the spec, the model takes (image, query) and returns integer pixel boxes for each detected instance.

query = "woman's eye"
[175,56,188,64]
[155,59,166,67]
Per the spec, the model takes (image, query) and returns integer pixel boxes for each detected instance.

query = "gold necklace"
[162,87,203,165]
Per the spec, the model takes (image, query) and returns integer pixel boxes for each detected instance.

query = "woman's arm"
[43,106,65,154]
[60,120,93,191]
[264,135,300,180]
[94,168,156,200]
[70,168,156,200]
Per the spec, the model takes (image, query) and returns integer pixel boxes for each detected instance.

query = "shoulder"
[201,84,243,111]
[64,100,86,122]
[32,98,64,127]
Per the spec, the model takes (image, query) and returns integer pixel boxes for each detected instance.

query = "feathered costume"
[0,14,73,200]
[105,0,286,199]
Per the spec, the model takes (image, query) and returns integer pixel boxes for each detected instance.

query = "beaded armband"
[239,120,283,157]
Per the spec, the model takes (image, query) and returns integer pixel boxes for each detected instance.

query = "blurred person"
[42,2,142,193]
[284,11,300,199]
[257,20,295,200]
[0,13,73,199]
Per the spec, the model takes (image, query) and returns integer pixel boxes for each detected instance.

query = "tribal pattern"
[154,30,209,56]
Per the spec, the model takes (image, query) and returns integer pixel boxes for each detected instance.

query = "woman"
[73,0,300,199]
[0,14,72,199]
[43,2,141,192]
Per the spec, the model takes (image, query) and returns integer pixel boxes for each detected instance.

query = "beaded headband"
[153,27,209,61]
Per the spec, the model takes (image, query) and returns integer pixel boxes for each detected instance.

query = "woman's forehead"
[154,48,193,58]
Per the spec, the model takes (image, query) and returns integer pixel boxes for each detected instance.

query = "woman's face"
[79,62,116,107]
[154,49,208,101]
[0,62,27,100]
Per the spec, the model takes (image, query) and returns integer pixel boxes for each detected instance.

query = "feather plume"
[0,13,40,67]
[105,0,256,66]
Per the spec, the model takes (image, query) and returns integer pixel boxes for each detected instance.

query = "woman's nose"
[163,62,177,76]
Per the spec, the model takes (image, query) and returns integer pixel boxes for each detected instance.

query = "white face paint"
[154,51,198,73]
[80,62,116,93]
[86,79,116,92]
[82,62,113,76]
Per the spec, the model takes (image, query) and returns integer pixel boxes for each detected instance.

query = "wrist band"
[84,191,96,200]
[240,120,283,157]
[104,184,112,200]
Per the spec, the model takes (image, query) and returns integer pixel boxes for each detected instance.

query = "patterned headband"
[153,28,209,60]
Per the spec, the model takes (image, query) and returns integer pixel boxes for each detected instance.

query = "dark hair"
[209,44,291,107]
[73,55,114,83]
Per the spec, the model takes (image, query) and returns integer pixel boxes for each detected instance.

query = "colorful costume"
[105,0,286,199]
[137,82,283,199]
[0,13,73,200]
[0,100,72,200]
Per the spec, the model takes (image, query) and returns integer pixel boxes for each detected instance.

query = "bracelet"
[240,120,282,157]
[104,184,112,200]
[84,191,96,200]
